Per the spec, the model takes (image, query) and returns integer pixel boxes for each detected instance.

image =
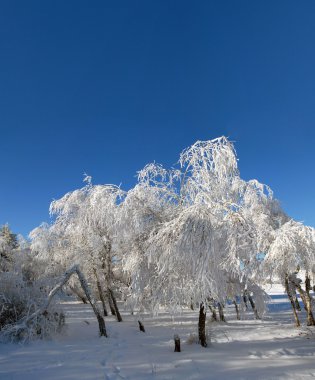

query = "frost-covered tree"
[121,137,274,346]
[264,220,315,326]
[31,178,126,321]
[25,135,314,346]
[119,168,179,313]
[0,231,67,342]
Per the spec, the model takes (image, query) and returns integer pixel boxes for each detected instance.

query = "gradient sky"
[1,1,315,237]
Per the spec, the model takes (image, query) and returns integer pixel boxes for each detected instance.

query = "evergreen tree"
[0,224,18,271]
[0,224,18,249]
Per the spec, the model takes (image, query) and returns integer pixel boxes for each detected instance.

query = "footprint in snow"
[104,365,127,380]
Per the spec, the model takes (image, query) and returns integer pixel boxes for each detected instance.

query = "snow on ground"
[0,287,315,380]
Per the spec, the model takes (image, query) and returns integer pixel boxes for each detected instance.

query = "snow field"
[0,289,315,380]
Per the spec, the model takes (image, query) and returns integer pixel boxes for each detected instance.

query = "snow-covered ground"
[1,287,315,380]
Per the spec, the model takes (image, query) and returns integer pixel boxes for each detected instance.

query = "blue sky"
[0,1,315,236]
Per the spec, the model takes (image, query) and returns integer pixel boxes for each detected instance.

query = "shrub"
[0,272,65,342]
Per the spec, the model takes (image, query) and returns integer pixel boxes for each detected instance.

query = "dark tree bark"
[69,285,88,304]
[198,303,207,347]
[247,293,260,319]
[98,240,123,322]
[207,298,218,321]
[75,267,107,336]
[294,295,301,311]
[218,302,226,322]
[243,294,249,310]
[233,300,240,320]
[291,274,315,326]
[108,288,122,322]
[304,274,315,326]
[107,291,116,316]
[93,269,108,317]
[209,306,218,322]
[98,285,108,317]
[174,334,181,352]
[285,275,300,327]
[138,320,145,332]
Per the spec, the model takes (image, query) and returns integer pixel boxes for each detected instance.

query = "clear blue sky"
[1,1,315,236]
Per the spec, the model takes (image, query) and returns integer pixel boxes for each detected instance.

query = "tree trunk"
[198,303,207,347]
[247,293,259,319]
[93,269,108,317]
[209,305,218,322]
[108,288,122,322]
[174,334,181,352]
[138,320,145,332]
[96,281,108,317]
[75,267,107,336]
[243,293,249,310]
[218,302,226,322]
[69,285,88,304]
[285,275,300,327]
[293,276,315,326]
[107,290,116,316]
[233,300,240,320]
[294,295,301,311]
[207,298,218,321]
[305,273,315,326]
